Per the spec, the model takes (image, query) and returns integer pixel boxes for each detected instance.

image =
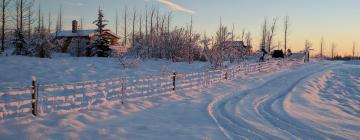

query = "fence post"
[258,63,261,72]
[245,64,248,75]
[225,71,228,80]
[31,76,37,116]
[172,72,176,91]
[121,78,125,104]
[205,71,209,87]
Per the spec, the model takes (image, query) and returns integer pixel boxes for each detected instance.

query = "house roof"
[53,29,120,39]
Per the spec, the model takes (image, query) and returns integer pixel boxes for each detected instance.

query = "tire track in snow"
[254,69,345,140]
[208,62,345,139]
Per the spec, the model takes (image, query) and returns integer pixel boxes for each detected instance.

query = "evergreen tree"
[13,29,30,55]
[13,0,34,56]
[88,9,112,57]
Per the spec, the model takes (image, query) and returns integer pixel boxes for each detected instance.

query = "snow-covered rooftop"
[54,29,120,39]
[54,29,96,37]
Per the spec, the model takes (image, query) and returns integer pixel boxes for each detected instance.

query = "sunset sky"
[40,0,360,56]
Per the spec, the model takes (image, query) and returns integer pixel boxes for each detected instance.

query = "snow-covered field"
[0,57,359,140]
[0,53,210,85]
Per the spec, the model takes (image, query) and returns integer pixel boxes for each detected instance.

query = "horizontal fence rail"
[0,59,304,120]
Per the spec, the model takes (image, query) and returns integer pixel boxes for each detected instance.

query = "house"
[224,41,253,55]
[53,20,127,54]
[224,41,244,48]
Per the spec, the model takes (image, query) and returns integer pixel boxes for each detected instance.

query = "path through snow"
[208,61,360,139]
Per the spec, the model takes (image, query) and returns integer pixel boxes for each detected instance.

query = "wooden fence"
[0,59,303,120]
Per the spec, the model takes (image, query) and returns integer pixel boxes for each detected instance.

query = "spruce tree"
[13,29,30,55]
[88,9,112,57]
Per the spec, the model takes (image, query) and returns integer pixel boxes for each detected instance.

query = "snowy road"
[1,61,359,140]
[209,61,360,140]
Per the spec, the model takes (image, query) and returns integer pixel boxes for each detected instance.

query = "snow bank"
[284,64,360,139]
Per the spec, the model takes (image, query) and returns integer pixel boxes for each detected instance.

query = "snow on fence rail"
[0,59,304,120]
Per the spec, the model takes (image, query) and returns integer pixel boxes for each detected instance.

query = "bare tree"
[245,31,253,58]
[353,42,356,59]
[201,33,210,50]
[164,12,172,59]
[15,0,19,29]
[132,9,136,48]
[159,14,166,59]
[139,14,142,38]
[149,7,155,58]
[55,5,63,36]
[144,7,149,58]
[187,16,193,64]
[115,10,118,35]
[241,28,245,42]
[260,18,267,51]
[304,40,312,62]
[26,4,35,39]
[18,0,35,32]
[41,13,44,31]
[167,12,171,35]
[208,20,230,67]
[260,17,278,53]
[80,16,83,30]
[266,17,278,53]
[19,0,23,31]
[331,43,336,60]
[201,33,211,61]
[245,32,252,47]
[155,8,159,36]
[13,0,34,55]
[58,5,62,32]
[154,8,160,58]
[123,6,128,46]
[0,0,10,52]
[230,24,234,41]
[228,24,237,63]
[320,37,324,58]
[55,10,59,35]
[145,7,148,40]
[47,11,51,33]
[37,3,40,33]
[284,15,289,56]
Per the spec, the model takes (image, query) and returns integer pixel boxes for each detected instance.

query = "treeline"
[62,7,289,67]
[0,0,60,58]
[124,7,254,66]
[325,56,360,61]
[0,1,294,67]
[118,7,291,67]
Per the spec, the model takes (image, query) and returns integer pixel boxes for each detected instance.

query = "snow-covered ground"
[208,60,360,139]
[0,53,210,85]
[0,57,359,140]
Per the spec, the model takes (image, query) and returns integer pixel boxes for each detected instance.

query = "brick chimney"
[72,20,78,33]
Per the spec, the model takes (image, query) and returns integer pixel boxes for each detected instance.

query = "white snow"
[0,55,359,140]
[0,53,210,85]
[54,30,97,38]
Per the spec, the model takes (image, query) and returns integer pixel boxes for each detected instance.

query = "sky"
[39,0,360,56]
